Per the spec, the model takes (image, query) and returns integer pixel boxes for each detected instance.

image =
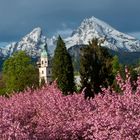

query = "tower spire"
[38,43,52,84]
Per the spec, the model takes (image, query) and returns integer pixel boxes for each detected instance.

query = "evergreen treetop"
[80,38,113,98]
[52,36,75,95]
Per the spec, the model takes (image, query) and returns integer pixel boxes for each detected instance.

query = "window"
[42,61,43,64]
[42,71,44,74]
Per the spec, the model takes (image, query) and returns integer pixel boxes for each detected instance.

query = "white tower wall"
[38,44,52,84]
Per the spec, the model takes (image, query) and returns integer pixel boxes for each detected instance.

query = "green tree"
[111,55,121,91]
[52,36,75,95]
[40,78,46,87]
[0,72,6,95]
[80,38,113,98]
[112,55,120,76]
[2,51,39,93]
[135,59,140,74]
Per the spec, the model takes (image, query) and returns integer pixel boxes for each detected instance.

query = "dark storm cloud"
[0,0,140,41]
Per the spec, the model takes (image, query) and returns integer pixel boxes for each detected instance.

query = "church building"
[38,44,52,84]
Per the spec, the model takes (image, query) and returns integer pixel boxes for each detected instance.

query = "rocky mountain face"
[0,16,140,59]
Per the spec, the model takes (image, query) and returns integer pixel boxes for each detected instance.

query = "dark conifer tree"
[52,36,75,95]
[80,38,113,98]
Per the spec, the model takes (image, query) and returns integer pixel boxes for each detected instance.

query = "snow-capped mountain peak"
[65,16,140,52]
[77,16,114,34]
[0,27,47,57]
[21,27,42,43]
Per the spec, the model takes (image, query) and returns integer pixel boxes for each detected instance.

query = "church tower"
[38,44,52,84]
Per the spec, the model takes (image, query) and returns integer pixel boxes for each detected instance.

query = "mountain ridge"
[0,16,140,58]
[65,16,140,52]
[0,27,47,58]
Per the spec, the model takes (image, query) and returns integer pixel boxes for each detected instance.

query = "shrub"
[0,70,140,139]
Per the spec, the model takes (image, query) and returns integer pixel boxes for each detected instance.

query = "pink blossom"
[0,70,140,139]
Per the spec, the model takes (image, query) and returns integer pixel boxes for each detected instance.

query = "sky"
[0,0,140,42]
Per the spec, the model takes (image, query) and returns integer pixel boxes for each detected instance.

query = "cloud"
[0,0,140,41]
[55,28,73,38]
[54,23,73,38]
[128,32,140,40]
